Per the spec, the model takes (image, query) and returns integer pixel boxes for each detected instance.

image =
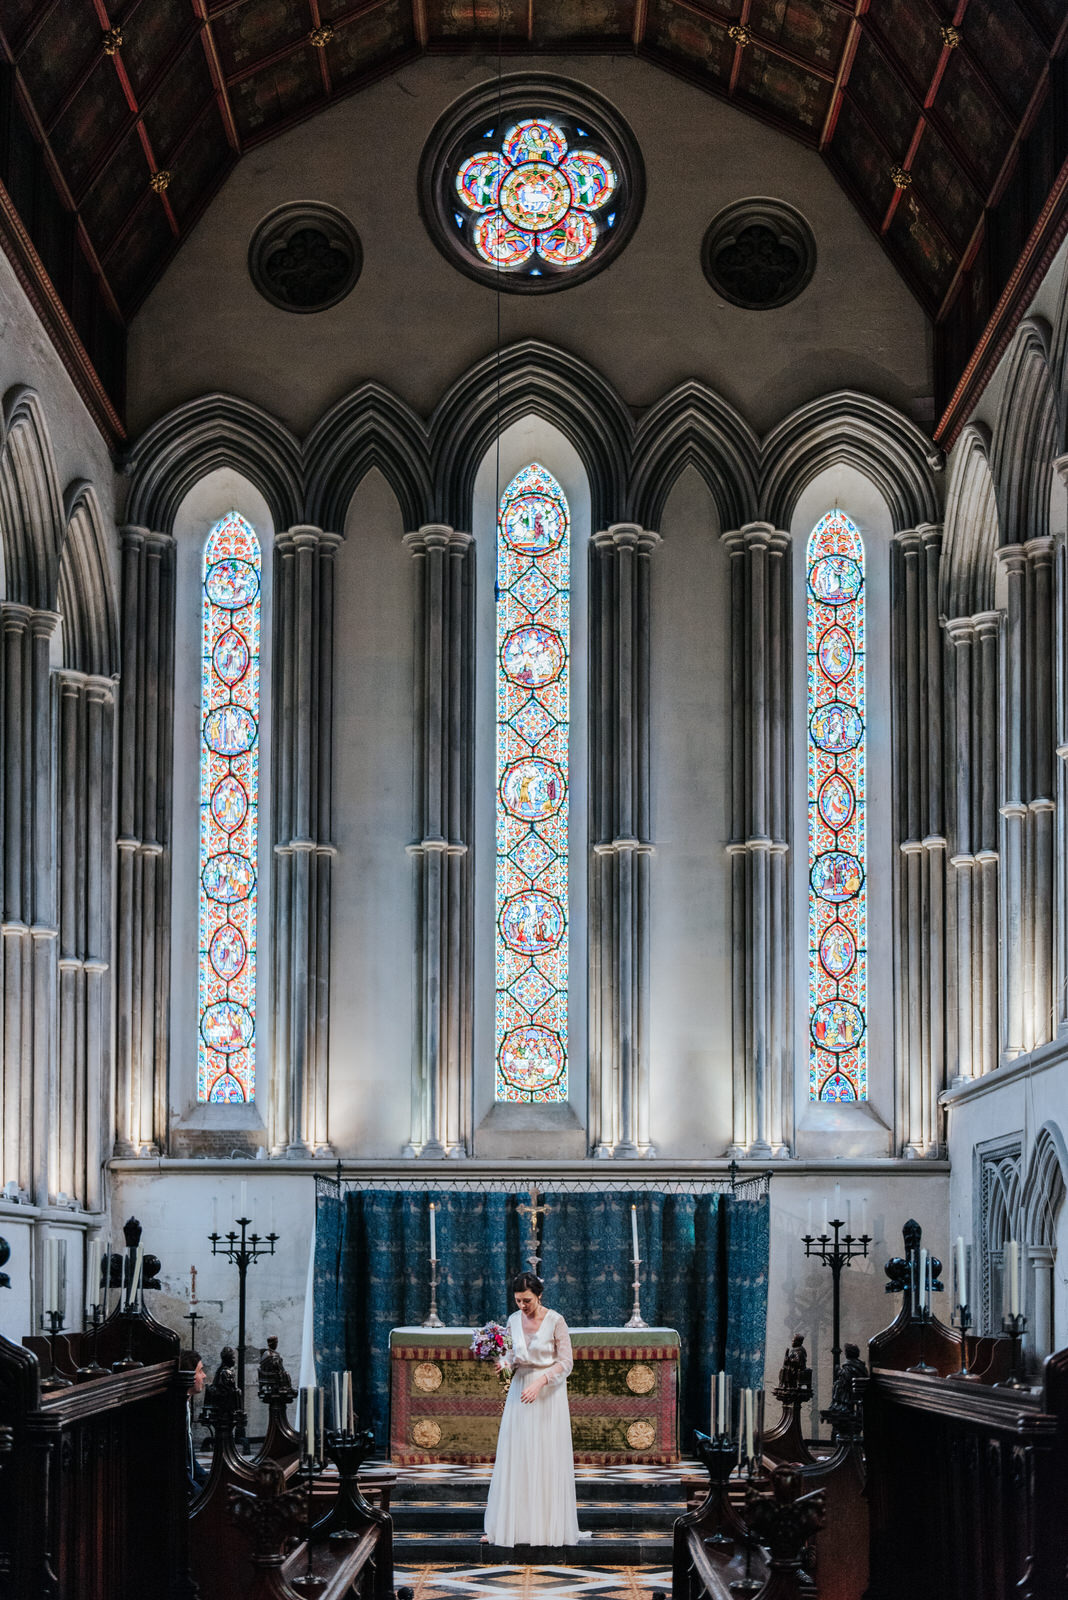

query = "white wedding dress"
[484,1308,581,1547]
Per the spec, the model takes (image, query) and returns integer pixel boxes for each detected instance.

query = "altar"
[389,1326,681,1465]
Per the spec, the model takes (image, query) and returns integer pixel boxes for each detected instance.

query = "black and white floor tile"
[395,1564,671,1600]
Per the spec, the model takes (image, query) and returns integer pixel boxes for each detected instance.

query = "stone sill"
[108,1155,950,1178]
[941,1033,1068,1109]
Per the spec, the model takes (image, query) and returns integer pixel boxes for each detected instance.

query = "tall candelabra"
[802,1217,871,1376]
[209,1215,278,1419]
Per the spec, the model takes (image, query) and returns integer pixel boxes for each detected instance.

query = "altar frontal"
[390,1327,681,1463]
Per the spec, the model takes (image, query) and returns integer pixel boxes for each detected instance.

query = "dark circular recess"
[702,199,816,309]
[248,202,362,313]
[419,74,645,294]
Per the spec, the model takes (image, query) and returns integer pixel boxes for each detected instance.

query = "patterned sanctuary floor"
[395,1565,672,1600]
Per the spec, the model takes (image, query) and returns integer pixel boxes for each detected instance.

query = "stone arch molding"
[1022,1120,1068,1249]
[126,347,939,543]
[940,423,999,618]
[989,317,1057,546]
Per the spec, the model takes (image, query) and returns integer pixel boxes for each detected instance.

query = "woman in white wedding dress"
[484,1271,581,1548]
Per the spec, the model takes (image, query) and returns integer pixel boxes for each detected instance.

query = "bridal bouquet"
[471,1322,512,1362]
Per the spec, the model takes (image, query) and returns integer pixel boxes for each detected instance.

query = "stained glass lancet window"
[198,511,261,1103]
[807,509,867,1102]
[495,464,570,1102]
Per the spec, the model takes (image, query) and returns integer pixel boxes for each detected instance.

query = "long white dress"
[483,1308,581,1547]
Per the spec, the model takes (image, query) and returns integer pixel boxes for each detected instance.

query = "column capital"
[1024,535,1055,564]
[720,522,788,553]
[120,524,174,551]
[942,615,976,644]
[972,610,1001,639]
[1053,453,1068,490]
[402,525,472,556]
[995,542,1028,573]
[29,609,61,639]
[276,524,344,553]
[592,523,661,554]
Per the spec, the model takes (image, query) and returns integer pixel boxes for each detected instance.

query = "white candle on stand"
[710,1374,715,1435]
[806,1199,813,1236]
[429,1201,437,1261]
[45,1238,58,1314]
[861,1198,869,1237]
[240,1181,248,1220]
[955,1237,968,1307]
[834,1182,841,1223]
[745,1388,755,1463]
[846,1198,852,1234]
[918,1248,928,1311]
[631,1204,640,1260]
[86,1240,101,1311]
[1008,1240,1020,1317]
[332,1371,342,1430]
[822,1198,828,1235]
[128,1245,143,1305]
[212,1196,218,1234]
[343,1370,353,1432]
[718,1370,726,1434]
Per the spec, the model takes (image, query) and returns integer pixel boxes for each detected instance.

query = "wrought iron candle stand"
[208,1216,279,1418]
[949,1303,980,1381]
[291,1449,326,1598]
[996,1312,1028,1388]
[75,1301,107,1381]
[39,1309,72,1392]
[316,1426,378,1543]
[906,1303,938,1375]
[422,1256,443,1328]
[801,1219,871,1377]
[692,1429,747,1549]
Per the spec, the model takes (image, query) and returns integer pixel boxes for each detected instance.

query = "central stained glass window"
[807,510,867,1102]
[455,118,618,282]
[495,464,570,1102]
[198,510,260,1103]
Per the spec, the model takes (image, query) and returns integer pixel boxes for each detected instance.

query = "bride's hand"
[521,1377,544,1403]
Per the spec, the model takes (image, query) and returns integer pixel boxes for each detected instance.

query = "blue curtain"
[314,1185,769,1450]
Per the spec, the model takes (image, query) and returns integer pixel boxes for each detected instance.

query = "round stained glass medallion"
[810,701,863,753]
[213,628,251,685]
[501,625,566,687]
[202,851,256,904]
[809,555,862,606]
[500,890,565,954]
[811,999,865,1052]
[817,625,854,683]
[420,75,644,292]
[201,999,255,1053]
[817,773,855,832]
[811,851,864,903]
[204,704,258,756]
[209,922,247,980]
[210,775,249,833]
[500,757,565,820]
[498,1024,566,1093]
[205,558,260,609]
[501,491,567,554]
[819,921,856,978]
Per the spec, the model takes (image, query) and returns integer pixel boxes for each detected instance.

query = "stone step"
[392,1476,690,1505]
[391,1499,682,1532]
[394,1531,674,1566]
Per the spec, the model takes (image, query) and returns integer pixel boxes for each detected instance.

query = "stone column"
[115,528,175,1157]
[269,527,341,1158]
[720,524,790,1159]
[892,527,946,1157]
[587,525,660,1158]
[0,605,60,1202]
[403,525,473,1157]
[944,613,1001,1083]
[997,540,1055,1061]
[55,672,115,1211]
[1054,457,1068,1035]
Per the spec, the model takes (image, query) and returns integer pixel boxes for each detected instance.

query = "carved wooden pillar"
[721,523,791,1158]
[403,525,473,1157]
[55,672,115,1211]
[944,613,1000,1082]
[891,525,946,1156]
[588,524,660,1157]
[115,528,175,1157]
[269,526,340,1158]
[0,605,61,1201]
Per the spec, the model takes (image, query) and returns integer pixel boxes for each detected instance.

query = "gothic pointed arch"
[989,318,1057,545]
[0,384,64,609]
[760,392,940,534]
[1022,1121,1068,1249]
[58,481,120,678]
[303,383,433,533]
[124,394,303,535]
[940,424,999,617]
[430,341,632,531]
[628,382,760,533]
[1050,270,1068,453]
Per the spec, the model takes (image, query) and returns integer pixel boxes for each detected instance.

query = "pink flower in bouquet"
[471,1321,513,1362]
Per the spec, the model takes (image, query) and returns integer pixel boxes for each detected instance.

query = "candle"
[918,1248,927,1311]
[834,1182,841,1222]
[718,1370,726,1434]
[806,1199,813,1236]
[128,1245,143,1306]
[956,1236,968,1308]
[103,1238,111,1304]
[756,1390,765,1460]
[1008,1240,1020,1317]
[710,1374,715,1436]
[737,1389,746,1466]
[822,1198,828,1235]
[86,1240,101,1312]
[861,1198,869,1237]
[429,1201,437,1261]
[631,1204,640,1261]
[269,1195,276,1235]
[332,1371,342,1431]
[240,1181,248,1220]
[45,1238,58,1315]
[343,1369,353,1432]
[745,1388,755,1463]
[846,1198,852,1233]
[212,1196,218,1234]
[302,1386,315,1456]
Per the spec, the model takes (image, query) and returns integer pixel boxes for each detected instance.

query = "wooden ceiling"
[0,0,1065,438]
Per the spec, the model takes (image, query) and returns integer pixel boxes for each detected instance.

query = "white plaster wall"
[127,54,930,440]
[329,471,417,1154]
[648,468,733,1154]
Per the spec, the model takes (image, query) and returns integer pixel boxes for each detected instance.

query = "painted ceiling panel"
[0,0,1061,321]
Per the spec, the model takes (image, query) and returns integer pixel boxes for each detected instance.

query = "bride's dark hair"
[511,1270,545,1297]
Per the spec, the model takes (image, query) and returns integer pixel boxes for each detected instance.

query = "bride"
[484,1271,581,1547]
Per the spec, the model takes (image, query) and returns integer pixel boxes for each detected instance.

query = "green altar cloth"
[389,1326,681,1465]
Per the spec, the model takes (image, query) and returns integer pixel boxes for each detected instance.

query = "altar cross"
[516,1187,551,1273]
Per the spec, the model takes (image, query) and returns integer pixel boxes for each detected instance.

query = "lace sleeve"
[543,1315,574,1386]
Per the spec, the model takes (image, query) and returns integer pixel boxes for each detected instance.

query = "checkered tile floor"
[395,1565,672,1600]
[394,1463,696,1485]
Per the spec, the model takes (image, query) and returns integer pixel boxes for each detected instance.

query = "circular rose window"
[419,76,644,292]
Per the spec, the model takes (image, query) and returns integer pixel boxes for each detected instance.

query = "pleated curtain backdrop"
[314,1184,769,1449]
